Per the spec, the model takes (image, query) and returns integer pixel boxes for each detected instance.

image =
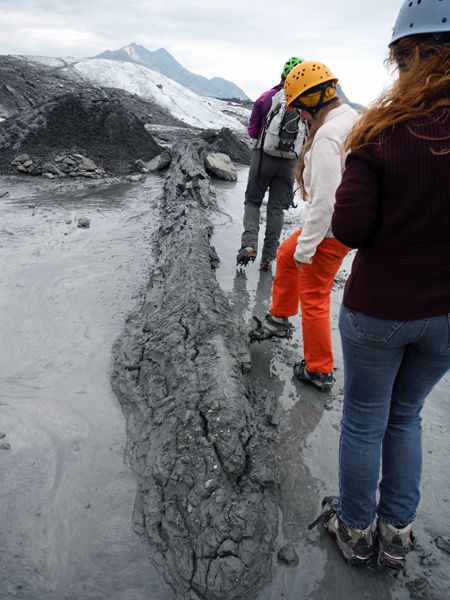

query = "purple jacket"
[248,81,284,147]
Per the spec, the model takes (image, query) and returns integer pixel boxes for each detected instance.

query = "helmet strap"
[308,82,336,116]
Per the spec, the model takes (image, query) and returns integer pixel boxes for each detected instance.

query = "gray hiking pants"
[240,149,296,263]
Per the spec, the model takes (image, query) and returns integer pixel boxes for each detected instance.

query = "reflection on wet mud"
[278,395,323,544]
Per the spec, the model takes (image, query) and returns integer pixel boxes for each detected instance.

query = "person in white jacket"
[250,61,358,392]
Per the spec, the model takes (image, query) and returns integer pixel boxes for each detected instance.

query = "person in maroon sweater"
[314,0,450,570]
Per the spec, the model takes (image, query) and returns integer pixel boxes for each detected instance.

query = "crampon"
[236,246,257,267]
[249,314,294,343]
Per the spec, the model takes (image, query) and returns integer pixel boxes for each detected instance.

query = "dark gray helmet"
[391,0,450,46]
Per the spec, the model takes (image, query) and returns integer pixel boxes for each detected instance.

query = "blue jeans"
[338,305,450,529]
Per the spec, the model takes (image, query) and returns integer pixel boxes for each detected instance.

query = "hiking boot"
[249,312,294,343]
[236,246,257,266]
[294,359,335,392]
[260,259,274,271]
[377,519,414,570]
[320,496,374,566]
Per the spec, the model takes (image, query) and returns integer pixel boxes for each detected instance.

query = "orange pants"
[270,229,350,373]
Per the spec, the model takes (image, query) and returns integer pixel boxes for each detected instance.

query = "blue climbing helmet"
[391,0,450,46]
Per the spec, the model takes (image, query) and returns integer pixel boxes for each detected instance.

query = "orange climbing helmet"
[284,60,339,115]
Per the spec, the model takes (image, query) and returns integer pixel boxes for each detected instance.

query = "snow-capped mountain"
[93,43,250,101]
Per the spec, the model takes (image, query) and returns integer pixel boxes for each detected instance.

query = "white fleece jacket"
[294,103,359,264]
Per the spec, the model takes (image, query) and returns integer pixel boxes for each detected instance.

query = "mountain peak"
[92,43,249,100]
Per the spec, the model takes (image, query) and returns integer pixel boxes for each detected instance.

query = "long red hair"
[343,35,450,153]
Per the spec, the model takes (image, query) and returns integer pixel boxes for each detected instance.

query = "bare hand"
[294,257,312,273]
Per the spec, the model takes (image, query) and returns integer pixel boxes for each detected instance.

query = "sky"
[1,0,404,106]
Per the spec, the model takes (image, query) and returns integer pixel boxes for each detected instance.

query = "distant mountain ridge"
[92,43,250,101]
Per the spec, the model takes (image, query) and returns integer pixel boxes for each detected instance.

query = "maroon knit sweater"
[332,112,450,320]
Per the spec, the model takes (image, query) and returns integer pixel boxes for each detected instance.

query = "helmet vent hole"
[417,0,421,4]
[443,17,448,22]
[410,22,414,27]
[408,1,412,5]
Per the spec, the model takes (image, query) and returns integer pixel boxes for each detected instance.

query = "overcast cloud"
[1,0,403,105]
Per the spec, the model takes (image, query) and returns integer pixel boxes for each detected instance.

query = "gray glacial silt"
[112,140,281,600]
[0,176,172,600]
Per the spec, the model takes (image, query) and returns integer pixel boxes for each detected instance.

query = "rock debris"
[112,139,281,600]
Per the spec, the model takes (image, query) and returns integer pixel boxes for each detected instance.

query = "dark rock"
[27,164,41,175]
[77,218,90,229]
[134,159,148,173]
[112,138,280,600]
[57,162,71,173]
[200,127,252,166]
[435,536,450,554]
[277,546,299,566]
[406,577,429,593]
[145,150,172,172]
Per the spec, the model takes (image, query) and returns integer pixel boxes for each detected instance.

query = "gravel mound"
[0,92,165,175]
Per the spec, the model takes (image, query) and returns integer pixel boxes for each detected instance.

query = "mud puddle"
[0,176,171,600]
[211,167,450,600]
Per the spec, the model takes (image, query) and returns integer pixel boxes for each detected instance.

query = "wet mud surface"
[211,170,450,600]
[0,175,171,599]
[1,156,450,600]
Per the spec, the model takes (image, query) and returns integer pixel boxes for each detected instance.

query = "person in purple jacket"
[236,57,304,270]
[314,0,450,572]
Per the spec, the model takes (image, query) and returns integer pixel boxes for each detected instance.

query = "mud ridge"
[112,138,281,600]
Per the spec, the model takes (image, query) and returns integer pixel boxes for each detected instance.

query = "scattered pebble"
[435,536,450,554]
[77,218,90,229]
[277,546,299,566]
[406,577,428,592]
